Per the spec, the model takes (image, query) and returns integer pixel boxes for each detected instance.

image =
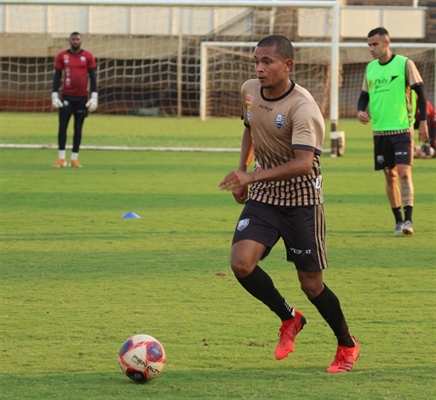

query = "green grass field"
[0,113,435,399]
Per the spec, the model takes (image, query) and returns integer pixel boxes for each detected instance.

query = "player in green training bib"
[357,27,429,236]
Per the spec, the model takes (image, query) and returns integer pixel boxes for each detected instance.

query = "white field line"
[0,143,332,153]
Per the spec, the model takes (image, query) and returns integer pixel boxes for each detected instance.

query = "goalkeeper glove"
[51,92,63,108]
[86,92,98,112]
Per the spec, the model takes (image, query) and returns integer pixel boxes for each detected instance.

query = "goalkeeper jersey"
[55,49,96,97]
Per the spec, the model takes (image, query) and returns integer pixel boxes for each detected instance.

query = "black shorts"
[60,95,88,118]
[232,200,328,272]
[373,132,413,170]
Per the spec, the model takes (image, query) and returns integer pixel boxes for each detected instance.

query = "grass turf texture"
[1,114,435,399]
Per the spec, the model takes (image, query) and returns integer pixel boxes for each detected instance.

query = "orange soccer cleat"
[326,336,360,373]
[69,159,82,168]
[274,309,306,360]
[51,158,67,168]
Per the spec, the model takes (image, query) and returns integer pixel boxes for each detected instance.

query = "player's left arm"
[412,85,429,142]
[86,67,98,112]
[407,59,429,142]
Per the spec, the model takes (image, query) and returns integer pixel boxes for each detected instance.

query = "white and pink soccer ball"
[119,334,166,383]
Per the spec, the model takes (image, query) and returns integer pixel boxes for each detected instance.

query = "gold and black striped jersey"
[241,79,325,207]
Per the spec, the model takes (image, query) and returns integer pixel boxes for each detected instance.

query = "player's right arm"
[357,73,370,124]
[357,91,370,124]
[232,126,254,204]
[51,68,63,108]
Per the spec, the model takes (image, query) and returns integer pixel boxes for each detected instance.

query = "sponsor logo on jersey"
[368,76,398,91]
[247,111,251,120]
[274,114,286,129]
[246,101,252,110]
[237,218,250,231]
[246,94,255,101]
[259,104,272,112]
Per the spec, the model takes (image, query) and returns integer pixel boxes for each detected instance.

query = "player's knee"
[398,170,411,183]
[230,256,255,278]
[299,275,324,299]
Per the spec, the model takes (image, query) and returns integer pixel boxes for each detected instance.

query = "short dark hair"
[70,32,81,37]
[367,27,389,39]
[256,35,294,60]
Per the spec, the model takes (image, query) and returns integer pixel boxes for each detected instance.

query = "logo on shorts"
[63,100,69,106]
[274,114,286,129]
[377,155,384,164]
[290,247,312,255]
[237,218,250,231]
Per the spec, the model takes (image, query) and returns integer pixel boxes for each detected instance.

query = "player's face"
[69,35,82,51]
[367,34,389,61]
[254,45,293,96]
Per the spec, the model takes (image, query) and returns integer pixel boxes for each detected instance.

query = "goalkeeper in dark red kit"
[51,32,97,168]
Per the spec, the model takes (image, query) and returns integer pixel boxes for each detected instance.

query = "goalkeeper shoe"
[51,158,67,168]
[274,309,306,360]
[69,160,82,168]
[326,336,360,373]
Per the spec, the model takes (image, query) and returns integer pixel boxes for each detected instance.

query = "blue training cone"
[121,212,140,219]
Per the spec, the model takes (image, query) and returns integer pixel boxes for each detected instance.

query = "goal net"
[201,41,436,119]
[0,0,339,117]
[1,0,435,123]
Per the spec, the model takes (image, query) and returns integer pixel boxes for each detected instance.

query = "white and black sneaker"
[393,222,404,235]
[402,220,414,236]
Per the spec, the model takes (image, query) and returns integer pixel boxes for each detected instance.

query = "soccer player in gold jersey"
[219,35,359,373]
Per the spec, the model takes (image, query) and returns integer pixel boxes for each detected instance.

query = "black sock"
[391,207,403,224]
[236,265,294,321]
[309,284,354,347]
[404,206,413,223]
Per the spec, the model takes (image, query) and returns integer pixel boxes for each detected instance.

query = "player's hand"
[231,186,248,204]
[86,92,98,112]
[357,110,370,124]
[51,92,63,108]
[418,121,429,143]
[219,170,252,191]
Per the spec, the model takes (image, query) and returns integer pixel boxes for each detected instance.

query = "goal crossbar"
[2,1,338,7]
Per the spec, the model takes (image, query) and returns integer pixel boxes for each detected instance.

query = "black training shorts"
[60,95,89,119]
[232,200,328,272]
[373,131,413,170]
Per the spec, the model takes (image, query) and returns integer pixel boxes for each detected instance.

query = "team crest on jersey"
[246,101,252,110]
[377,155,384,164]
[275,114,286,129]
[237,218,250,231]
[80,56,86,62]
